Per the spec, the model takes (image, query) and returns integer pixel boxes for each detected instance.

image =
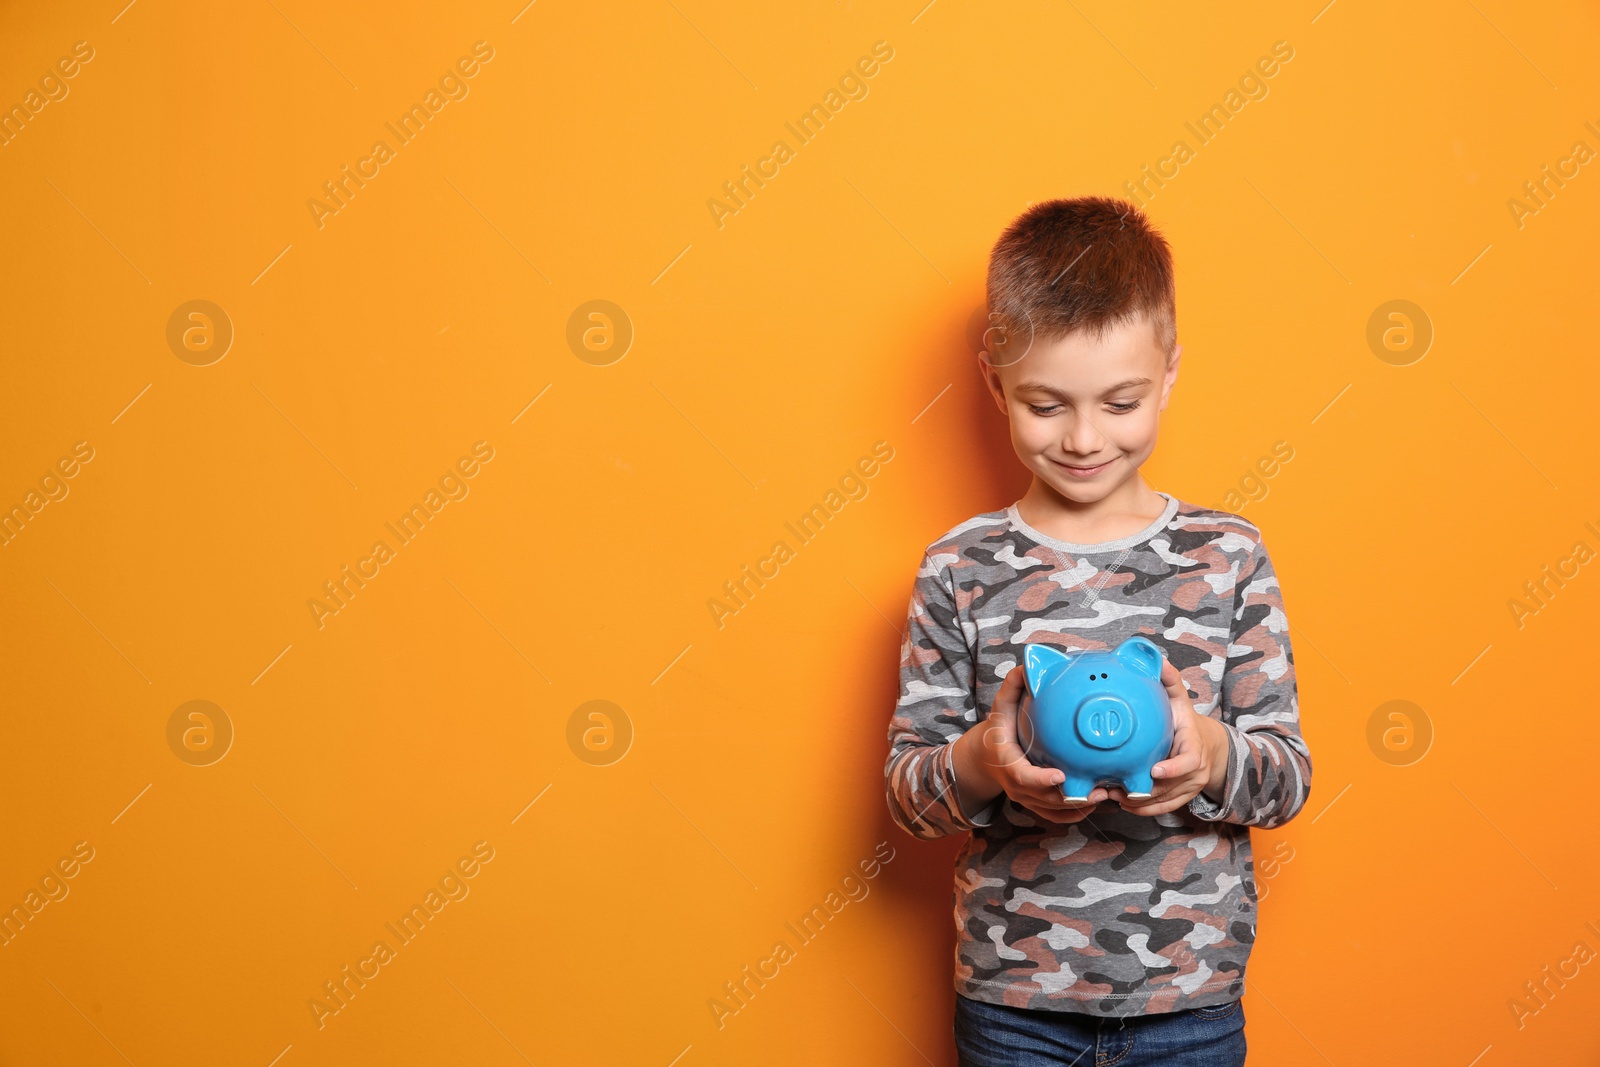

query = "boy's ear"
[1159,344,1181,411]
[977,355,1008,415]
[1022,643,1074,694]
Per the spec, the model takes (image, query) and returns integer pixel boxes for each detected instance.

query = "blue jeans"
[954,993,1246,1066]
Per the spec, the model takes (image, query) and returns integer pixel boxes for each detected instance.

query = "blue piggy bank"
[1016,635,1174,801]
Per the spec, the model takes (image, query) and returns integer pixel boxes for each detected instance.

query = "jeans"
[954,993,1247,1067]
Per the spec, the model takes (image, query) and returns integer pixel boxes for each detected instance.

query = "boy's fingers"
[1005,761,1065,793]
[1019,801,1078,822]
[1150,713,1201,780]
[1161,659,1186,689]
[1152,745,1200,780]
[995,667,1024,707]
[1120,795,1186,817]
[1164,662,1190,697]
[1017,780,1107,812]
[983,742,1040,775]
[1018,790,1077,811]
[1160,660,1195,709]
[1018,783,1108,810]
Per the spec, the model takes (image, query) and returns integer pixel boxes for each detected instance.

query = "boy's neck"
[1015,474,1167,545]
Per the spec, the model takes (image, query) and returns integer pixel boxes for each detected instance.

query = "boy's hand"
[951,667,1114,825]
[1106,659,1230,816]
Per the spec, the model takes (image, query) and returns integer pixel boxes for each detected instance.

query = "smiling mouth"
[1053,458,1114,474]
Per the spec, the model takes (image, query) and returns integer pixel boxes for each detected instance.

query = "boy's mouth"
[1051,457,1114,478]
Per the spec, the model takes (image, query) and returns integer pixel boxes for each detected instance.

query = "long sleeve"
[884,551,997,839]
[1187,533,1312,828]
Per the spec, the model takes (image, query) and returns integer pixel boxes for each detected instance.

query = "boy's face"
[978,314,1180,505]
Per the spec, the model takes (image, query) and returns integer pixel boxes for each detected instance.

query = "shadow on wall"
[844,296,1032,1064]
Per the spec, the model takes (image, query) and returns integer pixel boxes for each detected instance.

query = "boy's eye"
[1026,401,1142,416]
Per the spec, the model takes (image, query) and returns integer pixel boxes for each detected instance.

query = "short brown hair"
[984,196,1176,364]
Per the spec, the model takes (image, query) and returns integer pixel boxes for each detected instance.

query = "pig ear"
[1022,643,1074,694]
[1114,635,1164,678]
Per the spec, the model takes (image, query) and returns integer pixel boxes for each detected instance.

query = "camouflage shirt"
[884,492,1312,1018]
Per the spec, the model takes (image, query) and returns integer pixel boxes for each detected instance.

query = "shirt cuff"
[1187,718,1239,823]
[940,741,1000,829]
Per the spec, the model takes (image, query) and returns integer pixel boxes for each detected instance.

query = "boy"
[884,196,1311,1066]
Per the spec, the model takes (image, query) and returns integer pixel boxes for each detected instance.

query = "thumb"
[1160,658,1187,698]
[1159,658,1199,716]
[994,669,1025,718]
[983,669,1022,742]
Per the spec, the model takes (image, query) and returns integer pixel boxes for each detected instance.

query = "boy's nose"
[1064,414,1105,453]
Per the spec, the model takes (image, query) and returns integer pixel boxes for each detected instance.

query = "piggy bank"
[1016,635,1174,801]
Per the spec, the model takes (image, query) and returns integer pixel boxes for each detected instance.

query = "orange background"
[2,1,1598,1064]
